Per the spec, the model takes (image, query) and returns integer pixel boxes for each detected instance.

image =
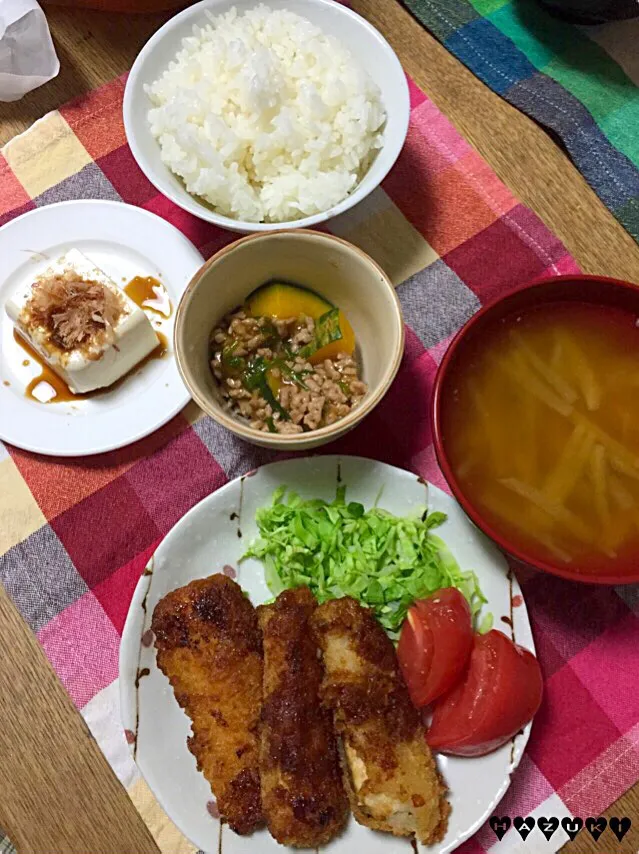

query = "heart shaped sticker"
[610,817,631,842]
[513,816,535,841]
[585,817,607,841]
[489,816,511,841]
[561,816,583,842]
[537,816,559,841]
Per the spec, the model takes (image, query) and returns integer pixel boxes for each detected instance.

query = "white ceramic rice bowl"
[123,0,410,233]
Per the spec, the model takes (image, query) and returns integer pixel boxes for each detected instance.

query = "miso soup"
[442,301,639,575]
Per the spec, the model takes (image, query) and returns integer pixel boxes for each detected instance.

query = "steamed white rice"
[145,4,386,223]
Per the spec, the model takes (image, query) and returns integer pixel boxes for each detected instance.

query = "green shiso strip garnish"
[241,485,489,639]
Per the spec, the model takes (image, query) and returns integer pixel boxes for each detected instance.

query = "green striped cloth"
[403,0,639,243]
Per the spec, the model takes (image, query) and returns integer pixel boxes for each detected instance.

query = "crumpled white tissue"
[0,0,59,102]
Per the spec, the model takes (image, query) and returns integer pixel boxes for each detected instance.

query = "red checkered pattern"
[2,66,637,854]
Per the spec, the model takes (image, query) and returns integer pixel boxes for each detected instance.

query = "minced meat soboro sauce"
[442,301,639,575]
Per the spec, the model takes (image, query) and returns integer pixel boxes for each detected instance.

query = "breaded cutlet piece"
[258,587,348,848]
[151,574,263,835]
[311,597,450,845]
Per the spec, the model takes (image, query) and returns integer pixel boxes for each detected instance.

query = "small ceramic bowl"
[175,229,404,449]
[432,274,639,585]
[123,0,410,234]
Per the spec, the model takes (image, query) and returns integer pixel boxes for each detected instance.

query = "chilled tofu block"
[6,249,159,394]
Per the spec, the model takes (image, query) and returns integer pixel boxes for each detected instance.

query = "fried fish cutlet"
[258,587,348,848]
[311,597,450,845]
[151,574,263,835]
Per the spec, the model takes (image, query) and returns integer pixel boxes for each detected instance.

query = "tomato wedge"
[426,630,543,757]
[397,588,473,708]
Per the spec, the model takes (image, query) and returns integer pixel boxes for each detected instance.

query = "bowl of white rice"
[123,0,410,232]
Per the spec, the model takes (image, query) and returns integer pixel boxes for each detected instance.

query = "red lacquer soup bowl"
[432,275,639,585]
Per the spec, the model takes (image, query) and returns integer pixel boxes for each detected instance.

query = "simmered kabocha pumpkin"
[246,282,355,364]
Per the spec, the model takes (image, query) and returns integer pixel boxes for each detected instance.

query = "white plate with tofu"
[120,456,537,854]
[0,200,204,456]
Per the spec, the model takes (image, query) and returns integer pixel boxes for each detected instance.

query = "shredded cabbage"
[241,485,488,638]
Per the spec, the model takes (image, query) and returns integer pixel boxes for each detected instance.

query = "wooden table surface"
[1,2,639,853]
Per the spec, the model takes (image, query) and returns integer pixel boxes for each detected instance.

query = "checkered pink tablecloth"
[1,69,638,854]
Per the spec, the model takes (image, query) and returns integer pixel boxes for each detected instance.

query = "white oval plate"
[0,200,203,456]
[120,456,536,854]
